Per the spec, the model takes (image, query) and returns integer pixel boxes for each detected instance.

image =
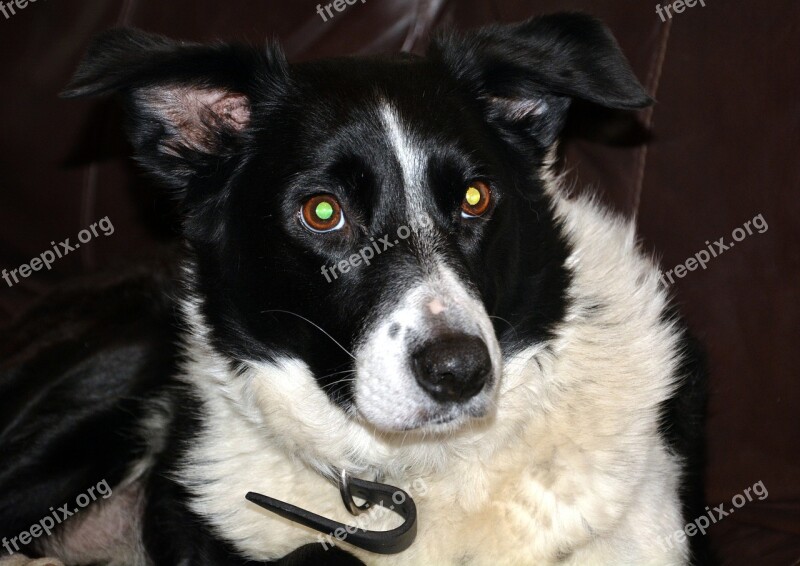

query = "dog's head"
[64,14,649,434]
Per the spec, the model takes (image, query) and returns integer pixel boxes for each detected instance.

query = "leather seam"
[632,18,673,219]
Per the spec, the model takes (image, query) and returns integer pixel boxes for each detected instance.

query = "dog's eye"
[461,181,492,218]
[300,194,345,233]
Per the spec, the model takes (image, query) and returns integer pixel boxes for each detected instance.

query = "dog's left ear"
[430,13,653,148]
[61,28,288,195]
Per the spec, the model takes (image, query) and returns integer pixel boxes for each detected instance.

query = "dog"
[0,12,706,565]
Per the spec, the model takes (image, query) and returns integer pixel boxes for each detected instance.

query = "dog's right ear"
[430,13,652,151]
[62,28,288,192]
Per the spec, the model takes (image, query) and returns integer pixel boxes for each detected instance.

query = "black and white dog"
[0,13,706,565]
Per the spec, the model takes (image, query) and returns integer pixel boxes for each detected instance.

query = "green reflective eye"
[302,195,344,232]
[315,201,334,221]
[465,187,481,206]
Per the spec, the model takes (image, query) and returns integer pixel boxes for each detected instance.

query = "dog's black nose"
[412,334,491,403]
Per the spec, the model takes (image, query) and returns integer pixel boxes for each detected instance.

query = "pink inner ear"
[201,91,251,131]
[138,86,252,155]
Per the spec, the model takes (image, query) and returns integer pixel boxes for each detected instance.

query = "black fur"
[659,311,711,565]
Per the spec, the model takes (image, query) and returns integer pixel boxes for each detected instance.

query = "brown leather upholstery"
[1,1,797,563]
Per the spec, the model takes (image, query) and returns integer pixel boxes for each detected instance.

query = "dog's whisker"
[321,377,358,392]
[316,368,356,381]
[260,309,356,360]
[320,381,356,392]
[317,368,357,389]
[489,315,521,341]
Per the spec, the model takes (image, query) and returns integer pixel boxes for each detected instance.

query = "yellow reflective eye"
[465,187,481,206]
[461,181,491,217]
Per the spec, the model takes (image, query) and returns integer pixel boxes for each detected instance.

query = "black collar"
[246,467,417,555]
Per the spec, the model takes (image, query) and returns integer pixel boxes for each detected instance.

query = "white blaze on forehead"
[379,103,432,229]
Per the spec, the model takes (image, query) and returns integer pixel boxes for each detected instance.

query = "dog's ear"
[62,28,288,192]
[430,13,652,149]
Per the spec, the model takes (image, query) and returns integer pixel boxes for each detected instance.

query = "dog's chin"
[354,401,493,435]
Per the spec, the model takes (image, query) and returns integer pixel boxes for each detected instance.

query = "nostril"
[411,334,491,403]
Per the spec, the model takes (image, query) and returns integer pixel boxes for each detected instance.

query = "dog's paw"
[0,556,64,566]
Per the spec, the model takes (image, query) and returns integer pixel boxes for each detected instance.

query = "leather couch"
[1,1,797,563]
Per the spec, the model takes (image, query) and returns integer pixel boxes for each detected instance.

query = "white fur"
[379,103,432,233]
[172,168,689,564]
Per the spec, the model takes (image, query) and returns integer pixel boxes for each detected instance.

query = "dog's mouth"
[353,398,493,433]
[416,403,493,428]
